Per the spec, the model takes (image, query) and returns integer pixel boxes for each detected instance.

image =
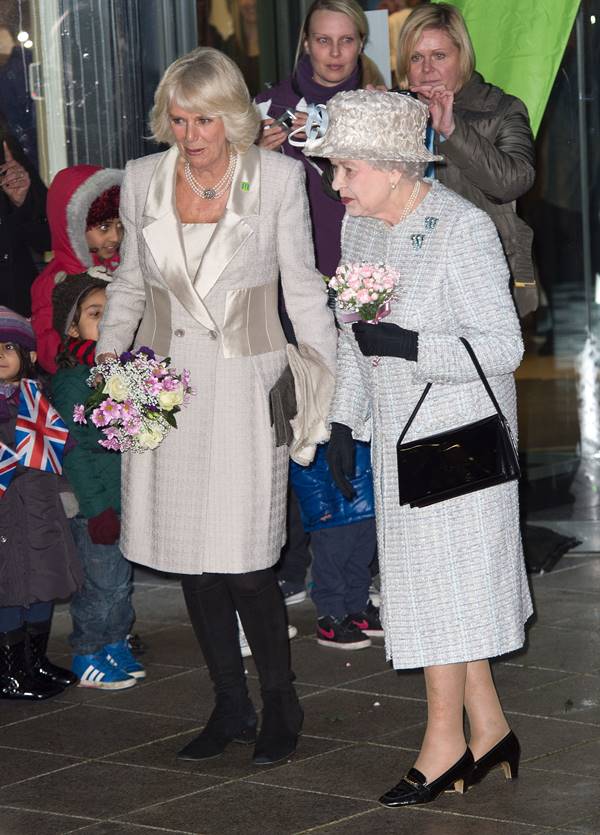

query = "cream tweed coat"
[97,145,336,574]
[330,181,533,669]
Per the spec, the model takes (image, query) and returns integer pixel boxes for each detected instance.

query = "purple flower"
[161,376,179,391]
[119,351,135,363]
[137,346,155,359]
[73,404,87,424]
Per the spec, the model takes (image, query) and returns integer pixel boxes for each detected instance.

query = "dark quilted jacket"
[0,393,82,607]
[434,72,537,316]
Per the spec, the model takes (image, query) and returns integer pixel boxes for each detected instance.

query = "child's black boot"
[26,620,78,688]
[0,629,63,700]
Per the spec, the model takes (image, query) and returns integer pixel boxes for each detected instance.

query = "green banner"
[434,0,580,135]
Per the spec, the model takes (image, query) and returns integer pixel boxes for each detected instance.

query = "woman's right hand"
[258,118,288,151]
[410,83,456,138]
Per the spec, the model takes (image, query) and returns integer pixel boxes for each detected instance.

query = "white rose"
[103,375,129,402]
[158,384,184,411]
[137,426,164,450]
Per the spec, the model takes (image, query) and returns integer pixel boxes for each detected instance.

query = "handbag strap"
[398,337,507,445]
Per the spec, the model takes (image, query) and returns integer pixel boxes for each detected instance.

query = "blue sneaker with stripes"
[72,652,137,690]
[104,640,146,679]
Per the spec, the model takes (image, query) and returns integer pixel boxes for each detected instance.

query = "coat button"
[208,330,217,340]
[174,328,185,337]
[0,535,6,543]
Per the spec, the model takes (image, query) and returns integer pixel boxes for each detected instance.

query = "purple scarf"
[293,54,360,105]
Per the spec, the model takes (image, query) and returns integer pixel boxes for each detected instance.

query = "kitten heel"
[471,730,520,786]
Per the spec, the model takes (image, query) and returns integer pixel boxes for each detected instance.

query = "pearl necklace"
[399,180,421,223]
[184,151,237,200]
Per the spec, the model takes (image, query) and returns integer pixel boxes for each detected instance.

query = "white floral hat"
[303,89,443,163]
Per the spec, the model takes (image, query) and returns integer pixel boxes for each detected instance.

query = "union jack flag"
[15,379,69,475]
[0,441,18,495]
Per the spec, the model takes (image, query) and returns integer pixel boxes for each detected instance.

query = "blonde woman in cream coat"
[96,48,336,767]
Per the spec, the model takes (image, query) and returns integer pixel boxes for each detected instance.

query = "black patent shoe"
[177,705,257,761]
[379,748,474,807]
[26,621,78,688]
[470,730,520,785]
[1,631,63,701]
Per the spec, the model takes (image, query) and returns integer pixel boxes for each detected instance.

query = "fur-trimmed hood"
[47,165,123,272]
[31,165,123,373]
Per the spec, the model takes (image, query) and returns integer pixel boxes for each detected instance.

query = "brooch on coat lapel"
[410,217,438,251]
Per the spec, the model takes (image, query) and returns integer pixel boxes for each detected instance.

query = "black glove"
[326,422,356,501]
[352,321,419,360]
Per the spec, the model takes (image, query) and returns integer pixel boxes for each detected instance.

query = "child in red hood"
[30,166,123,373]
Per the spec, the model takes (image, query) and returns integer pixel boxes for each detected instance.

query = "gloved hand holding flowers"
[73,346,195,452]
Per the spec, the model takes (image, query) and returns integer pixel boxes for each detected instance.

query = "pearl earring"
[391,182,397,190]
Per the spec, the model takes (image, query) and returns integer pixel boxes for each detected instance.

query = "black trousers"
[181,567,294,700]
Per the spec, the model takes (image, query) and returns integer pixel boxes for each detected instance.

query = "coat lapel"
[142,145,216,332]
[193,145,261,298]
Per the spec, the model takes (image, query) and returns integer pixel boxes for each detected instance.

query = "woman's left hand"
[0,141,30,207]
[410,84,456,138]
[352,321,419,360]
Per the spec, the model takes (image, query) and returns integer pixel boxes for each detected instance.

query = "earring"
[391,182,397,190]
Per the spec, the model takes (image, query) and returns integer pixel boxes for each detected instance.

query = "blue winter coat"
[290,441,374,532]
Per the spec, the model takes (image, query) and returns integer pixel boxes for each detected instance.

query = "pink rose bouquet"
[73,346,195,453]
[328,262,400,323]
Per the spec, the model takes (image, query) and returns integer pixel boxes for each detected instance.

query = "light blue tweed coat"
[329,180,533,669]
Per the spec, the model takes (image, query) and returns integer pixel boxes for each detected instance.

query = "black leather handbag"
[396,338,520,508]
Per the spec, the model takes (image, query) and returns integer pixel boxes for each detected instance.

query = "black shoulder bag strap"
[398,337,508,445]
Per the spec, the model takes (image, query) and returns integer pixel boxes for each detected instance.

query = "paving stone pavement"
[1,554,600,834]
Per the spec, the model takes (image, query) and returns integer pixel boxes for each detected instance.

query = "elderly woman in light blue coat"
[304,89,532,808]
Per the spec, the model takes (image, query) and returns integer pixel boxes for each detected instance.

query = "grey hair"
[149,47,260,152]
[370,160,427,180]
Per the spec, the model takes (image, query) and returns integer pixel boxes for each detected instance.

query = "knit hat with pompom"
[0,306,36,350]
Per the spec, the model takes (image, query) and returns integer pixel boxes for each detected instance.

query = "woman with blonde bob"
[396,2,537,317]
[96,47,336,766]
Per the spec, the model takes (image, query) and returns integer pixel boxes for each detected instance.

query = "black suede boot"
[177,574,257,761]
[26,620,78,688]
[253,687,304,765]
[0,630,63,701]
[230,570,304,765]
[177,689,257,761]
